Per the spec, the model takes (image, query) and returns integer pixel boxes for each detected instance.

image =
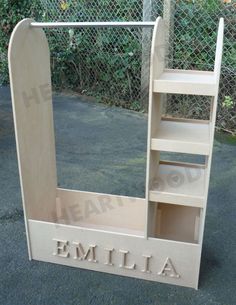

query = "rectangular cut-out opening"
[53,95,147,199]
[149,202,201,244]
[50,99,147,236]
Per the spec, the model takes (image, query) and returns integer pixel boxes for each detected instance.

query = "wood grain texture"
[8,19,57,222]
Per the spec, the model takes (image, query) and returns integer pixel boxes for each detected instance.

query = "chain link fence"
[38,1,235,133]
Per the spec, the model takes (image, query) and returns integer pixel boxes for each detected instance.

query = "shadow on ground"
[0,87,235,305]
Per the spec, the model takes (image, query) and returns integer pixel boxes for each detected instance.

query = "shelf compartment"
[52,188,146,237]
[151,117,210,155]
[149,161,206,208]
[165,95,211,121]
[153,69,217,96]
[149,202,201,243]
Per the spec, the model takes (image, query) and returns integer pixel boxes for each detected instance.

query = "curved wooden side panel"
[8,19,57,224]
[150,17,165,80]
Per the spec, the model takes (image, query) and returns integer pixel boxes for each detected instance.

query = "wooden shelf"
[149,161,206,207]
[151,118,210,155]
[153,69,217,96]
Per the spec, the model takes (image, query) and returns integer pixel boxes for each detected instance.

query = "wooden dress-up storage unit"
[8,17,224,289]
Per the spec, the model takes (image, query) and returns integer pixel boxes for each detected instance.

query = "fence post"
[162,0,175,114]
[141,0,152,111]
[163,0,175,68]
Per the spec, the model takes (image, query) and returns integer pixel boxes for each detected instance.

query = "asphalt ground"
[0,86,235,305]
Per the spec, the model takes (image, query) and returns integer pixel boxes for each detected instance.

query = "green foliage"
[223,96,234,109]
[174,0,236,70]
[0,0,235,127]
[41,0,143,107]
[0,0,42,83]
[172,0,236,134]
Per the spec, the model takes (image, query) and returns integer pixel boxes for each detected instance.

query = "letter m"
[73,242,97,263]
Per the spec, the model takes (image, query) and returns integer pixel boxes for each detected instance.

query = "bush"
[0,0,235,132]
[0,0,42,83]
[41,0,144,109]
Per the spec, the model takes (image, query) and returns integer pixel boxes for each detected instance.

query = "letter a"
[158,257,180,278]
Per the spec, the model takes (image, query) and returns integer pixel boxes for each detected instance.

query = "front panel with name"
[29,220,201,288]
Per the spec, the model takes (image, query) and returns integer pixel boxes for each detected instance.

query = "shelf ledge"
[149,161,206,208]
[151,118,211,155]
[153,69,217,96]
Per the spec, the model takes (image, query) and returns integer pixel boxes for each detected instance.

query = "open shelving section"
[145,16,224,280]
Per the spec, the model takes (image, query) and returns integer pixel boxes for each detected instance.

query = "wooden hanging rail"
[30,21,156,28]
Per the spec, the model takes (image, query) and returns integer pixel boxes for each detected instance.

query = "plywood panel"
[155,203,200,243]
[8,19,57,221]
[53,188,146,235]
[145,17,165,237]
[29,220,201,289]
[153,70,217,96]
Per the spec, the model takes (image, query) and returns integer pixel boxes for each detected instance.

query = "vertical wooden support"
[141,0,152,111]
[8,19,57,257]
[198,18,224,245]
[145,17,165,238]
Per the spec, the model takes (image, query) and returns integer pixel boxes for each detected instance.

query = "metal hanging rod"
[30,21,156,29]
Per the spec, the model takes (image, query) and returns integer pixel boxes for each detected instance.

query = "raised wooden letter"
[104,248,114,266]
[53,239,69,258]
[158,257,180,278]
[73,242,97,263]
[119,250,136,270]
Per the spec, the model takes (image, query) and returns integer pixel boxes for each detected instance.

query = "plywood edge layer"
[151,139,210,155]
[149,191,204,208]
[153,80,217,96]
[161,117,210,124]
[57,188,145,203]
[159,160,206,169]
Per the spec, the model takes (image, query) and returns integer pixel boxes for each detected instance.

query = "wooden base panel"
[28,219,201,289]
